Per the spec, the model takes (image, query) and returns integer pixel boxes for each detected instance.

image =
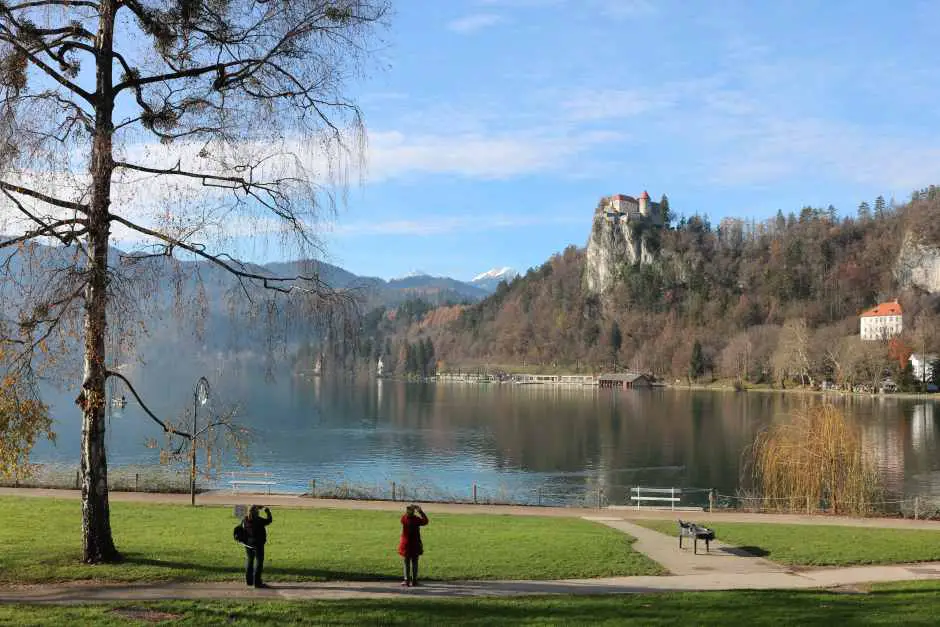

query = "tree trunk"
[79,0,118,564]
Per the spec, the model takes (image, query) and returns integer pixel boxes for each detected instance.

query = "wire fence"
[292,478,940,520]
[0,463,191,493]
[7,465,940,520]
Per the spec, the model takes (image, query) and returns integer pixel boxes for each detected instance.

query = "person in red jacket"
[398,504,429,587]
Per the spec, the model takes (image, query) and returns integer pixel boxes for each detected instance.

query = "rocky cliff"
[583,194,662,294]
[896,232,940,293]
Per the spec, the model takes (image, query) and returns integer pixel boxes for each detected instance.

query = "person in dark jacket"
[398,504,429,587]
[242,505,273,588]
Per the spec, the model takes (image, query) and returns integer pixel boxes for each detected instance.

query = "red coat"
[398,512,429,558]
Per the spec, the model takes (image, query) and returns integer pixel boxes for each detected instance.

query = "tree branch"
[0,179,89,213]
[109,212,340,299]
[7,1,100,9]
[104,370,191,439]
[0,22,95,104]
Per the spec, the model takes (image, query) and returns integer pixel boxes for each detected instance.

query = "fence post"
[671,487,675,511]
[75,470,79,490]
[806,495,811,514]
[391,481,396,501]
[135,473,139,492]
[914,496,920,520]
[473,483,477,504]
[537,487,542,506]
[309,479,317,498]
[709,489,715,513]
[635,486,640,511]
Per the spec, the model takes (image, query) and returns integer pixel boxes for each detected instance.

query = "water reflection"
[31,372,940,505]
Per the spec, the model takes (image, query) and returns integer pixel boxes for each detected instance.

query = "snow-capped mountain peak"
[472,266,516,282]
[470,267,518,293]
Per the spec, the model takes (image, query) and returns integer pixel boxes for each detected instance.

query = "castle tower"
[638,190,650,217]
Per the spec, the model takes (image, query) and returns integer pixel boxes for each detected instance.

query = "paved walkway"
[3,487,939,530]
[4,563,940,604]
[582,517,785,576]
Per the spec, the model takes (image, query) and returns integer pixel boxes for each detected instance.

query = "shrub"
[750,404,883,515]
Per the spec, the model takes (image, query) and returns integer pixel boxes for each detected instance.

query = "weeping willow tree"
[749,404,883,515]
[0,0,388,562]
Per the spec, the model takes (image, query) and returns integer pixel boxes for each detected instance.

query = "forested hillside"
[365,187,940,388]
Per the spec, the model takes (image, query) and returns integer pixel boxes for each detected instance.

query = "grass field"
[632,519,940,566]
[0,497,662,583]
[4,583,940,626]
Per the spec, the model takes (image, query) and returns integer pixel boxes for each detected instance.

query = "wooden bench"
[228,472,276,495]
[678,519,715,554]
[630,486,682,510]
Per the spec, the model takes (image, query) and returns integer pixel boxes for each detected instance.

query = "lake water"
[31,370,940,507]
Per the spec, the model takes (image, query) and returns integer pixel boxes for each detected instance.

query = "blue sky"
[317,0,940,281]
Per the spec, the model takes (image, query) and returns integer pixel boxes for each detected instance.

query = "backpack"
[233,519,249,546]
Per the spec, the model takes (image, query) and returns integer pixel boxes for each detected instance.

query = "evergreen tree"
[690,340,706,381]
[415,341,427,376]
[405,343,417,375]
[423,338,436,376]
[660,194,672,227]
[609,321,623,367]
[874,196,886,218]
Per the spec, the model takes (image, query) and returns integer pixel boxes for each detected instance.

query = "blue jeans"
[245,545,265,586]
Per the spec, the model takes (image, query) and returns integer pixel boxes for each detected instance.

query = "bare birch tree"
[1,0,388,563]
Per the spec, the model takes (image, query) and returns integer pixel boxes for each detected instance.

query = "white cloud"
[329,212,581,237]
[593,0,657,19]
[478,0,655,18]
[561,88,676,121]
[447,13,505,34]
[363,129,625,181]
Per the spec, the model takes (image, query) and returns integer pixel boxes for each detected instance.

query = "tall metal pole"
[190,387,197,507]
[190,377,210,507]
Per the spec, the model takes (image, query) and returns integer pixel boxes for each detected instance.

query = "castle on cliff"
[584,190,664,294]
[601,191,663,226]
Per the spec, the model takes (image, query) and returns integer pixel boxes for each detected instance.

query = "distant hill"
[376,187,940,385]
[386,273,488,302]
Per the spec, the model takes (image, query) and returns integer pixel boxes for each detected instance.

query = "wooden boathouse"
[597,373,653,389]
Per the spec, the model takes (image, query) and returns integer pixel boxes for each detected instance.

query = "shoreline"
[2,486,939,528]
[667,382,940,401]
[427,374,940,401]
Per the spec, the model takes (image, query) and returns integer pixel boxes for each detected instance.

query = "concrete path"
[3,563,940,604]
[3,487,939,530]
[582,517,785,576]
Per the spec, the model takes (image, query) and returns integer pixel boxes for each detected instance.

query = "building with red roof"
[860,299,903,341]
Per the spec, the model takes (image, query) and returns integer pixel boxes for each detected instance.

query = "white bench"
[630,486,682,510]
[228,472,277,495]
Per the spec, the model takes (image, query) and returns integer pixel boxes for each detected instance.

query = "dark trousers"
[245,545,265,586]
[403,556,419,584]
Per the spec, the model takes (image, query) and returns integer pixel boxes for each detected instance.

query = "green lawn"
[0,497,662,583]
[4,584,940,626]
[632,519,940,567]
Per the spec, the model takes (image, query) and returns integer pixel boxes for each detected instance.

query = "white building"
[910,353,938,382]
[859,299,903,341]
